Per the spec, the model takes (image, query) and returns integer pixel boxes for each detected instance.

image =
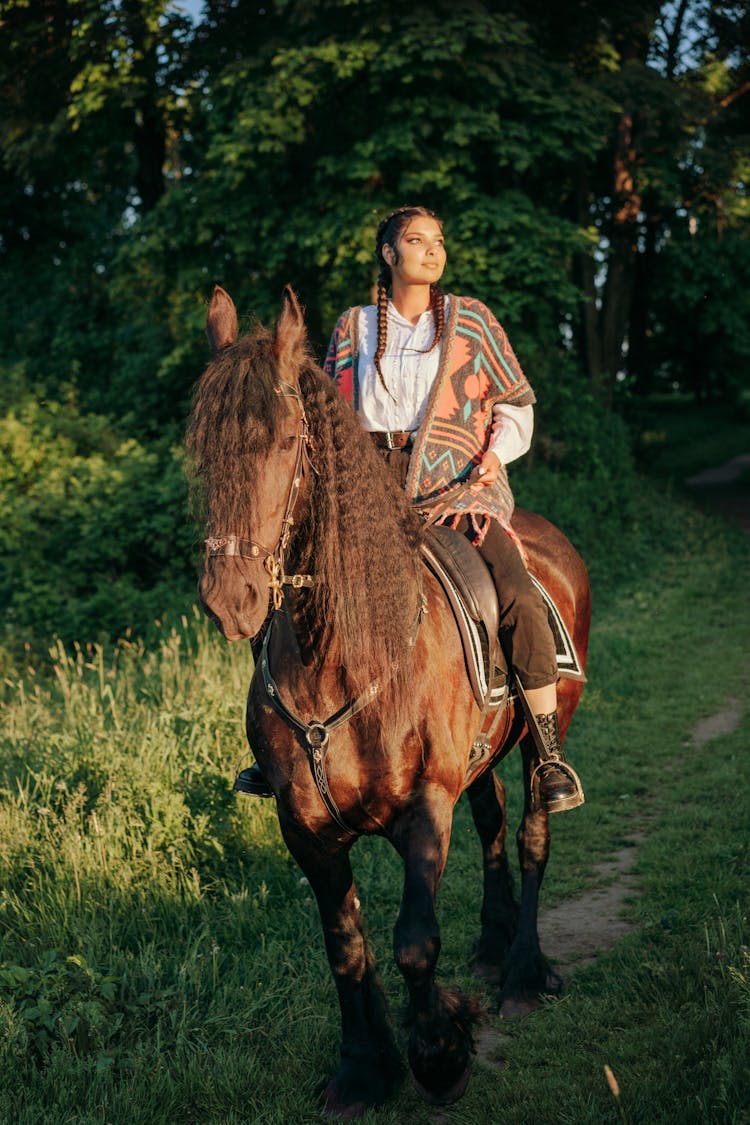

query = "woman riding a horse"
[239,205,584,813]
[187,210,591,1116]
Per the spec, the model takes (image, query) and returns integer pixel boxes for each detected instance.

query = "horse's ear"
[274,285,307,384]
[206,285,239,354]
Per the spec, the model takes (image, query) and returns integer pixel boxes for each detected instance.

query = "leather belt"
[369,430,415,451]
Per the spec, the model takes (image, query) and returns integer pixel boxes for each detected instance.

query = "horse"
[186,285,591,1118]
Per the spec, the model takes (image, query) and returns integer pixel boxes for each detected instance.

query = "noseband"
[204,380,314,610]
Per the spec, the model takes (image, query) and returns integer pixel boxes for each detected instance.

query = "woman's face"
[385,217,446,286]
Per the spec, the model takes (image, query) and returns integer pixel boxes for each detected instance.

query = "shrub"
[0,393,197,655]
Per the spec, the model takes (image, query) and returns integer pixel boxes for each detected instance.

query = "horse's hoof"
[321,1082,368,1120]
[499,995,541,1019]
[473,957,504,986]
[411,1061,472,1106]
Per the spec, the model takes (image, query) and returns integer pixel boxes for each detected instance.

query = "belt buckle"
[385,431,396,450]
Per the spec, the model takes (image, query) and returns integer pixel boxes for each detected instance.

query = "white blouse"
[356,301,533,465]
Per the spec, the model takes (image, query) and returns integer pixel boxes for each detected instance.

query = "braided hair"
[373,205,445,399]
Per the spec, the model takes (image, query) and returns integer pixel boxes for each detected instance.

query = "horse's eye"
[279,434,297,453]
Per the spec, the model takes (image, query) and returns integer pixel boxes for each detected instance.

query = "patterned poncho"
[323,294,535,535]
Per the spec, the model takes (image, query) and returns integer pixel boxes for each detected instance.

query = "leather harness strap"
[258,615,380,835]
[369,430,415,451]
[257,569,427,837]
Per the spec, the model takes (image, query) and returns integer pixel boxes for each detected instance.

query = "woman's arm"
[489,402,534,465]
[470,403,534,488]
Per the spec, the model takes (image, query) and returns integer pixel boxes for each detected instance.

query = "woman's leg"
[460,518,584,813]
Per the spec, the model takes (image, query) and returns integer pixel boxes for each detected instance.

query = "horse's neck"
[275,582,345,672]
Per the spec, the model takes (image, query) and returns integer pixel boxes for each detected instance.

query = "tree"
[559,0,750,397]
[0,0,192,416]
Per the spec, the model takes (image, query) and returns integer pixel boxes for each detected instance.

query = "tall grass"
[1,500,749,1123]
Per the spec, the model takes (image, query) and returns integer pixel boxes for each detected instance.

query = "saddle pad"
[423,533,586,706]
[530,574,586,682]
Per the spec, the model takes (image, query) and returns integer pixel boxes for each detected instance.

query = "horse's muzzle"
[199,564,267,641]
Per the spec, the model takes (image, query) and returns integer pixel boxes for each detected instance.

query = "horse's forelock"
[188,326,291,533]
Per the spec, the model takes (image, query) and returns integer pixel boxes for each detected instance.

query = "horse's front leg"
[279,819,402,1118]
[466,767,519,984]
[499,732,563,1017]
[391,793,482,1106]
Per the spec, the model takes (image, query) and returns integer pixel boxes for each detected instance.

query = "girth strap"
[258,617,380,834]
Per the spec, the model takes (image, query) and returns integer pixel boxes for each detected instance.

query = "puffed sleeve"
[488,402,534,464]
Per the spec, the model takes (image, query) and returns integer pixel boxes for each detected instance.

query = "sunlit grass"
[1,508,749,1122]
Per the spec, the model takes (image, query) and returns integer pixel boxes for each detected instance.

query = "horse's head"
[188,285,312,641]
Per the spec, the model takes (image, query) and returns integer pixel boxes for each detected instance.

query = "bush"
[0,393,197,654]
[511,359,641,588]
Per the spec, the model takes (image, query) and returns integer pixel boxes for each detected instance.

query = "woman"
[238,205,583,812]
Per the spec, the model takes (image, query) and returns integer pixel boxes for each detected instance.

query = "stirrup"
[530,759,585,814]
[233,763,274,798]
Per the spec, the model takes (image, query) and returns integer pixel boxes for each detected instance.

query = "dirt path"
[463,696,745,1086]
[685,453,750,534]
[529,461,748,986]
[537,836,643,977]
[534,697,743,981]
[459,466,750,1085]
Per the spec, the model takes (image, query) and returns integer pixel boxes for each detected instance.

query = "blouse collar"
[386,299,434,330]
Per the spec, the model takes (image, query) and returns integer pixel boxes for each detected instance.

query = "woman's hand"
[469,450,501,490]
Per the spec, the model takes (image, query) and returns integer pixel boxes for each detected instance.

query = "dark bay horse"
[187,286,591,1118]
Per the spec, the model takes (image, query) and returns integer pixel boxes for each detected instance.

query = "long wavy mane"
[187,322,425,732]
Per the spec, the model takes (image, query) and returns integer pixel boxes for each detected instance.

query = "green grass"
[633,394,750,482]
[1,499,749,1123]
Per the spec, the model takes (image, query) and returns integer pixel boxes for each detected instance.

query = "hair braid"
[374,266,394,400]
[428,282,445,354]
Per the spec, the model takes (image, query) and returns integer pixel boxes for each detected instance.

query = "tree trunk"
[134,102,166,212]
[573,160,604,385]
[123,1,166,212]
[628,202,660,395]
[600,109,642,400]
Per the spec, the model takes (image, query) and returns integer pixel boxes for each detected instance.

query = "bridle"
[204,380,315,611]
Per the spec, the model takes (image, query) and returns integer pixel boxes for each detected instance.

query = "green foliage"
[1,0,748,648]
[632,395,750,481]
[0,950,119,1061]
[178,0,613,342]
[648,227,750,401]
[0,393,196,653]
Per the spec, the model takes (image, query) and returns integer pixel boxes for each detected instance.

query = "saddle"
[421,525,586,783]
[422,527,509,782]
[421,526,505,707]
